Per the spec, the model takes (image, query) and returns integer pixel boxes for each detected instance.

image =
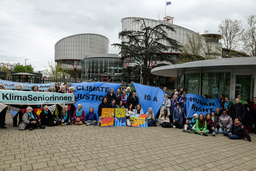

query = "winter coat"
[229,123,251,142]
[18,112,39,130]
[232,103,245,120]
[218,114,233,129]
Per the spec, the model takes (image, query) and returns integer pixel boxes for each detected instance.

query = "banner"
[132,83,166,117]
[131,114,148,127]
[0,90,74,105]
[10,106,20,118]
[0,79,55,91]
[71,82,121,120]
[114,108,126,126]
[186,94,220,118]
[101,108,115,127]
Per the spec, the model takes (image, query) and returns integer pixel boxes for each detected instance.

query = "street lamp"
[25,59,28,72]
[139,62,143,84]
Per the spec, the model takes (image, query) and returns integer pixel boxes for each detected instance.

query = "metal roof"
[151,57,256,77]
[84,53,120,59]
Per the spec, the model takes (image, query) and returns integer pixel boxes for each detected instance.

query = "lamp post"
[25,59,28,72]
[139,62,143,84]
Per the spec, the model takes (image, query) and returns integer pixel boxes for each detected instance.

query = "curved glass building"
[81,54,123,82]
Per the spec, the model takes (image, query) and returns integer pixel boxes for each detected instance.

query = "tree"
[112,19,181,85]
[0,62,17,77]
[44,61,68,80]
[13,64,33,73]
[218,19,244,56]
[242,15,256,56]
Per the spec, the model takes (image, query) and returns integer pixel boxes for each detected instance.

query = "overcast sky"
[0,0,255,71]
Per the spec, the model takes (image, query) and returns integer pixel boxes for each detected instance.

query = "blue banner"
[0,90,74,105]
[0,79,55,91]
[71,82,121,120]
[132,83,166,117]
[186,94,220,118]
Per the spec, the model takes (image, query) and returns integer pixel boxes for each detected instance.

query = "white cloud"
[0,0,255,71]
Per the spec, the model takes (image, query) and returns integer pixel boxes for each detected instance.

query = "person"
[172,103,185,129]
[170,89,177,98]
[116,100,125,108]
[233,94,245,105]
[243,99,254,132]
[160,94,171,116]
[12,84,24,127]
[58,84,67,93]
[129,92,139,109]
[223,117,253,142]
[184,113,198,132]
[179,93,187,108]
[121,91,128,108]
[126,87,132,98]
[159,109,172,128]
[146,107,157,126]
[73,104,85,125]
[219,94,225,109]
[98,97,109,125]
[179,88,184,96]
[18,106,45,130]
[205,113,216,136]
[126,104,135,126]
[115,89,121,105]
[232,98,245,121]
[163,87,168,96]
[218,109,233,133]
[68,86,76,117]
[109,99,116,108]
[170,95,179,119]
[31,85,39,92]
[85,107,97,126]
[211,111,218,132]
[0,84,7,129]
[58,106,72,125]
[107,88,116,104]
[193,114,209,136]
[224,97,232,115]
[48,86,55,92]
[40,105,57,126]
[55,83,59,92]
[253,97,256,133]
[134,104,144,114]
[203,94,208,99]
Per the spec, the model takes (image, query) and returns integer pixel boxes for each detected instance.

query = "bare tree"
[242,15,256,56]
[218,19,244,55]
[44,61,69,80]
[182,33,205,57]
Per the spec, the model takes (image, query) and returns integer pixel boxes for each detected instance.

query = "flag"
[34,108,43,118]
[48,105,56,115]
[10,106,21,118]
[166,1,171,6]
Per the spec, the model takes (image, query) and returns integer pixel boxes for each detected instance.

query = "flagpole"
[165,0,167,20]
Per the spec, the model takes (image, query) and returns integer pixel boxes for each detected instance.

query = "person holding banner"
[109,99,116,108]
[98,97,109,125]
[126,104,135,126]
[73,104,85,125]
[68,86,76,117]
[160,94,171,117]
[193,114,209,136]
[172,103,185,129]
[0,84,7,129]
[40,106,57,127]
[12,84,24,127]
[19,106,45,130]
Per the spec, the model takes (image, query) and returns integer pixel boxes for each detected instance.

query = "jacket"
[229,123,251,142]
[172,107,185,123]
[232,103,245,120]
[18,112,39,130]
[98,102,109,117]
[73,109,85,121]
[206,118,216,129]
[195,120,207,131]
[40,110,55,126]
[85,112,97,121]
[218,114,233,129]
[59,111,72,122]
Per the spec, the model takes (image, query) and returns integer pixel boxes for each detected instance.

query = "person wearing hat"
[172,102,185,128]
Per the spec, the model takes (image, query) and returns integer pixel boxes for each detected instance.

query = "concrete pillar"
[254,73,256,98]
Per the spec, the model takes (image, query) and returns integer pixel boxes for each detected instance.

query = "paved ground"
[1,113,256,171]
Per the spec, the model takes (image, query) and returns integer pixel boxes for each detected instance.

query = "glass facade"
[235,75,251,100]
[178,72,231,99]
[202,73,230,99]
[81,57,123,82]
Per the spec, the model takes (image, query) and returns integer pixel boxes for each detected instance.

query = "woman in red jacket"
[205,113,216,136]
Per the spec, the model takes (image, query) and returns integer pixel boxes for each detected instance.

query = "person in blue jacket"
[172,103,185,129]
[85,107,97,126]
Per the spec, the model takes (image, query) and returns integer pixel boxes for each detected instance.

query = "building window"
[184,73,200,95]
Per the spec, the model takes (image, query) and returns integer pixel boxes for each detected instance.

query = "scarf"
[234,122,242,127]
[64,112,68,121]
[164,98,168,106]
[123,95,127,101]
[224,101,230,109]
[27,112,34,119]
[76,109,83,117]
[44,110,48,114]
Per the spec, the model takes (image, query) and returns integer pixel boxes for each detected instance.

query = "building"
[81,54,122,82]
[55,33,109,78]
[151,57,256,101]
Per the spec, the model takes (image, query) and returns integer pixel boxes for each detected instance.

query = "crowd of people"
[0,83,255,143]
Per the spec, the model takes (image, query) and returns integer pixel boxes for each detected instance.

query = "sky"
[0,0,255,71]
